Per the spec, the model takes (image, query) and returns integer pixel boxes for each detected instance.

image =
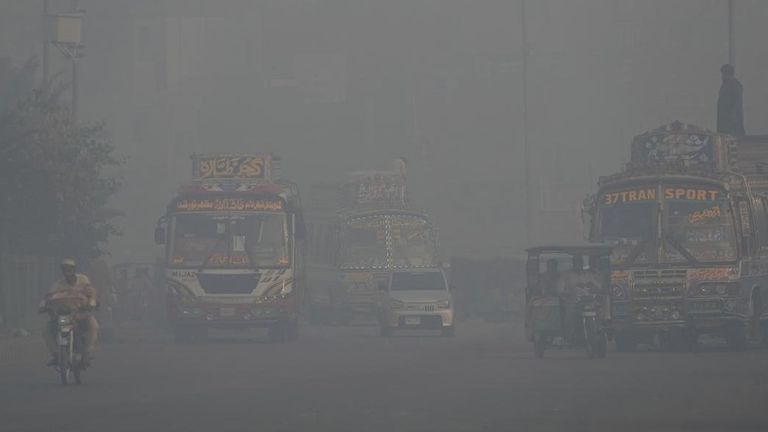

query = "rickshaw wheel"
[533,333,546,359]
[596,334,607,358]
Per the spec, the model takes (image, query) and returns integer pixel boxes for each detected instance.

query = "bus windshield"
[596,184,738,266]
[663,187,737,263]
[170,212,290,268]
[597,200,657,265]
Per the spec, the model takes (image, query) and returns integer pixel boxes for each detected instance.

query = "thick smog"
[1,1,767,432]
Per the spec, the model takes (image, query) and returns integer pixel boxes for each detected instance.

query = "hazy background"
[1,0,767,262]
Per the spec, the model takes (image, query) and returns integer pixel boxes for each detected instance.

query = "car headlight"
[389,299,405,309]
[437,300,451,309]
[179,306,203,316]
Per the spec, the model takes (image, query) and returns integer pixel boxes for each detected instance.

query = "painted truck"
[586,122,768,351]
[155,154,305,342]
[305,160,439,324]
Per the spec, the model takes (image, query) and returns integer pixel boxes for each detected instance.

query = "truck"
[305,160,440,324]
[586,121,768,351]
[155,154,305,342]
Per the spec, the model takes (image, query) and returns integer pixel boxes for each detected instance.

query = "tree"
[0,59,123,258]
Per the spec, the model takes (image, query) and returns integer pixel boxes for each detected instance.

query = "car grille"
[196,273,260,295]
[632,269,686,299]
[424,304,436,312]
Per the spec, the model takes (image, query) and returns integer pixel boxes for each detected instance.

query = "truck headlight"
[611,284,626,299]
[694,283,738,297]
[437,300,451,309]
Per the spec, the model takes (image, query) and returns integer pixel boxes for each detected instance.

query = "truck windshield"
[390,215,437,268]
[662,188,737,263]
[340,216,388,269]
[340,214,437,270]
[170,213,289,268]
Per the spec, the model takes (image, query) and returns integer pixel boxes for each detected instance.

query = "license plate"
[583,311,597,317]
[220,307,236,317]
[404,316,421,325]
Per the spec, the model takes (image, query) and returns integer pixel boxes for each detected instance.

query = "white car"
[378,269,455,337]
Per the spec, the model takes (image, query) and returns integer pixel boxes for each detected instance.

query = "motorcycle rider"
[39,258,99,366]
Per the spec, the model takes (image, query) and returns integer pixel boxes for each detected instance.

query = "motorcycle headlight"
[58,316,73,325]
[437,300,451,309]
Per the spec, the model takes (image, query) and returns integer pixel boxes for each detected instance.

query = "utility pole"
[42,0,50,86]
[520,0,533,247]
[728,0,735,66]
[49,0,84,122]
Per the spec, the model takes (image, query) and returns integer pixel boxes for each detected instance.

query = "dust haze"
[2,1,768,431]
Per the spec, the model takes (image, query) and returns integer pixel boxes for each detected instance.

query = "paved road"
[2,321,768,432]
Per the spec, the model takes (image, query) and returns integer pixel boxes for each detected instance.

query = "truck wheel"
[725,325,747,351]
[173,326,194,343]
[269,323,287,343]
[380,325,392,337]
[286,319,299,342]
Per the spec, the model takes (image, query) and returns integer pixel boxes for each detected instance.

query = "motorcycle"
[53,308,89,385]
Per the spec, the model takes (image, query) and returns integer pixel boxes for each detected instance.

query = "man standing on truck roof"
[717,64,745,137]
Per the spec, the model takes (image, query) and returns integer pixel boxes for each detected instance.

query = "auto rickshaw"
[524,244,613,359]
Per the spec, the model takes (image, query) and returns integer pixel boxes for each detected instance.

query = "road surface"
[2,321,767,432]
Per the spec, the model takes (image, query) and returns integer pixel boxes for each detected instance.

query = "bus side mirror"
[154,226,166,245]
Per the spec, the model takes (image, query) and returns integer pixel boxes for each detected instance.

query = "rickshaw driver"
[559,255,603,341]
[541,259,561,297]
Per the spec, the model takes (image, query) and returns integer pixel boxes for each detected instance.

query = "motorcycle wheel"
[584,318,597,359]
[596,333,607,359]
[73,365,82,385]
[58,345,71,385]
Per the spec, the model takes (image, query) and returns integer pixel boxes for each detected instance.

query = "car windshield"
[390,215,437,268]
[170,212,289,268]
[390,272,446,291]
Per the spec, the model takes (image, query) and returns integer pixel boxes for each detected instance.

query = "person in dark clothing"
[717,64,745,136]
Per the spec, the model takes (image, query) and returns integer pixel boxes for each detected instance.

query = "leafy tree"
[0,58,123,258]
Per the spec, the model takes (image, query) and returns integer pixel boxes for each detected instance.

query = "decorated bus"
[155,154,305,342]
[587,122,768,351]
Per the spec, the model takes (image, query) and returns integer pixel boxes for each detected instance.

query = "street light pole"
[521,0,533,247]
[728,0,735,66]
[42,0,49,86]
